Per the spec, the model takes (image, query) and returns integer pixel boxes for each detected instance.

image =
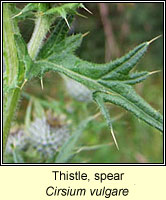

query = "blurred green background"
[9,3,163,163]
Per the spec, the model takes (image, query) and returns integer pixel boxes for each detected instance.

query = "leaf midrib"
[39,60,108,92]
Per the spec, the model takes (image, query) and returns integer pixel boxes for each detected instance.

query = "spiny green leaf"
[12,3,49,19]
[44,3,92,16]
[94,93,119,150]
[48,34,83,57]
[26,34,83,80]
[126,71,149,85]
[102,42,148,79]
[46,41,148,82]
[93,85,163,132]
[11,3,39,19]
[44,3,80,28]
[29,40,155,92]
[25,61,41,80]
[37,15,74,60]
[44,3,82,16]
[26,34,163,137]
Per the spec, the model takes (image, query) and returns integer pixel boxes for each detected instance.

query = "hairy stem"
[3,3,52,154]
[3,89,21,153]
[3,3,20,153]
[3,3,18,85]
[28,6,51,59]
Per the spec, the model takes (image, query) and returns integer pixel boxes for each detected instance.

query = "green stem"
[3,3,18,85]
[27,16,49,59]
[3,3,52,154]
[3,3,20,153]
[28,6,51,59]
[3,89,21,153]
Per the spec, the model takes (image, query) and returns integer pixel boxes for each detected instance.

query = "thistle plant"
[3,3,163,155]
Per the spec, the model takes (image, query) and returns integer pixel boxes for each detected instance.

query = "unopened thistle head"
[62,75,92,102]
[28,117,70,157]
